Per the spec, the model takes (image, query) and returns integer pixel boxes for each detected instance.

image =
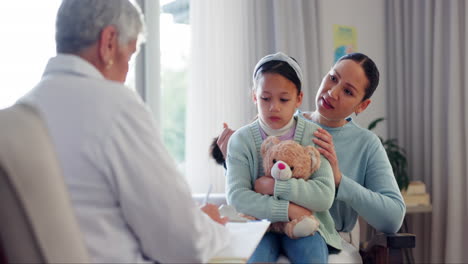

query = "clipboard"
[210,220,270,263]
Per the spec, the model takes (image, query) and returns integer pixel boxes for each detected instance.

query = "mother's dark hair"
[337,53,379,101]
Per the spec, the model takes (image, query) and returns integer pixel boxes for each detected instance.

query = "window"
[0,1,61,109]
[0,0,190,177]
[0,1,139,108]
[160,0,190,171]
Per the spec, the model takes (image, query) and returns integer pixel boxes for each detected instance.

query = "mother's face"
[315,59,371,124]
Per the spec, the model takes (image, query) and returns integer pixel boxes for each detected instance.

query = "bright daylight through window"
[0,1,61,109]
[160,0,190,172]
[0,1,189,174]
[0,0,137,108]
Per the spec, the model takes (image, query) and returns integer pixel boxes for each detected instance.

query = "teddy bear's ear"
[261,136,280,157]
[305,146,321,174]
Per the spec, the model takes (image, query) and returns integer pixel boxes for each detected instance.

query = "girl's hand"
[313,128,342,187]
[200,203,229,225]
[254,176,275,195]
[238,213,258,221]
[288,202,312,220]
[216,123,235,159]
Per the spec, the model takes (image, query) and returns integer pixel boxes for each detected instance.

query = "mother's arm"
[313,129,405,233]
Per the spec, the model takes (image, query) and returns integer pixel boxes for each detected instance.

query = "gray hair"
[56,0,145,54]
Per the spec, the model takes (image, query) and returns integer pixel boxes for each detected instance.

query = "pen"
[203,184,213,205]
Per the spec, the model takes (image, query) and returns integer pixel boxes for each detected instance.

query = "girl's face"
[253,73,303,129]
[315,59,371,127]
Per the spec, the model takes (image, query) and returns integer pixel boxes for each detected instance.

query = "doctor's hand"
[313,128,342,187]
[201,203,229,225]
[254,176,275,195]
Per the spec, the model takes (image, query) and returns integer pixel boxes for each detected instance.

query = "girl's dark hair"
[210,137,225,165]
[253,59,301,94]
[337,53,379,101]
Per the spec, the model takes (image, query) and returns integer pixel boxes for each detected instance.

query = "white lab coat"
[19,54,229,263]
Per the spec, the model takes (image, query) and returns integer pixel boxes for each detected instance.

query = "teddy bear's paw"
[284,219,299,238]
[292,215,320,238]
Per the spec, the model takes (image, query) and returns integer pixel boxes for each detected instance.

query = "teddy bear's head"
[261,136,321,181]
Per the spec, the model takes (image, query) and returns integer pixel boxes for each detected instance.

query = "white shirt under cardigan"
[19,54,229,263]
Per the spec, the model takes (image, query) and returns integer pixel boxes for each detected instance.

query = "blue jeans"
[248,231,329,263]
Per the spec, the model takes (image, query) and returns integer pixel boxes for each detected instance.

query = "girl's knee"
[283,233,329,263]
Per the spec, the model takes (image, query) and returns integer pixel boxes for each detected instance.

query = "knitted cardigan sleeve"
[225,127,290,223]
[273,118,335,212]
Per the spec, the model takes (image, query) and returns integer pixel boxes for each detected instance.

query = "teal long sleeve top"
[307,114,406,234]
[226,114,342,250]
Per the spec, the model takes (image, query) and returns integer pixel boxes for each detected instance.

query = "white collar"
[259,116,296,137]
[43,53,105,81]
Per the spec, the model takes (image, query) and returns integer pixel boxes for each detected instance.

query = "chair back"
[0,104,89,263]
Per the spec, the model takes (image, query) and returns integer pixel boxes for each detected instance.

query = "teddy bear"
[261,136,322,239]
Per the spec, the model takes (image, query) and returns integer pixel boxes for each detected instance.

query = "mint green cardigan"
[226,114,342,250]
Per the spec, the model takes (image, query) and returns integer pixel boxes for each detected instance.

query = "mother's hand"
[313,128,342,187]
[216,123,235,159]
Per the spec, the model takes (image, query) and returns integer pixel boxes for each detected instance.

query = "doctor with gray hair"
[19,0,229,263]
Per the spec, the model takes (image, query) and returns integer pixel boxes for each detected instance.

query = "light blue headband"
[252,52,303,85]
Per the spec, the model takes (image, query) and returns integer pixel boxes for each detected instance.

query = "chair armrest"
[360,233,415,264]
[362,232,415,250]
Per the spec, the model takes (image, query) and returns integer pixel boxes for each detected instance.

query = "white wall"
[318,0,387,138]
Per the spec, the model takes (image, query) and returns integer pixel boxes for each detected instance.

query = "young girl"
[226,52,342,263]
